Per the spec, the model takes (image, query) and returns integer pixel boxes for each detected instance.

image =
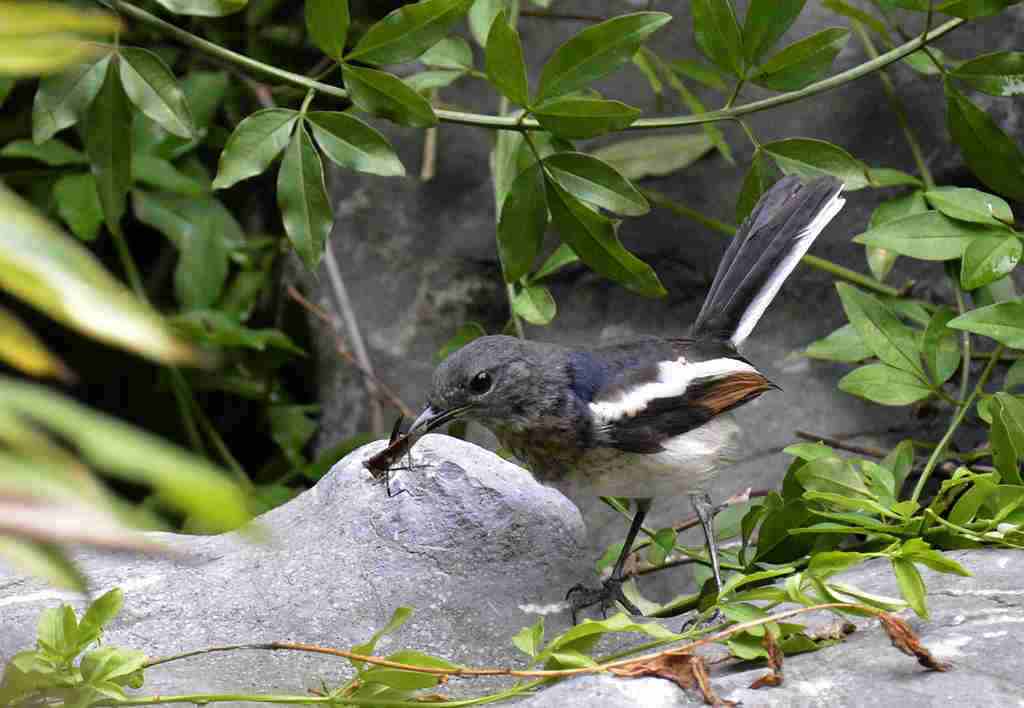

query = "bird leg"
[683,491,724,630]
[566,498,651,624]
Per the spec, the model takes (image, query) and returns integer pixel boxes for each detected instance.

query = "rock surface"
[2,437,1022,707]
[306,2,1024,573]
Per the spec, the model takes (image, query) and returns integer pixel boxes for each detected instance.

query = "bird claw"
[565,576,641,624]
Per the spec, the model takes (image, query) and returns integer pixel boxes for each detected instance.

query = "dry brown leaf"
[611,653,736,706]
[749,631,784,689]
[879,612,951,672]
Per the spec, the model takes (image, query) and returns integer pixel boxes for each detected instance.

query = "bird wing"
[570,338,772,454]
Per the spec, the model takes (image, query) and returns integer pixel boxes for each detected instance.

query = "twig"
[287,287,414,418]
[520,9,606,22]
[323,247,384,434]
[794,431,888,459]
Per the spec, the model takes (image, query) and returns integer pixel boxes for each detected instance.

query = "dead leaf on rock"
[879,613,951,671]
[611,653,736,706]
[750,632,784,689]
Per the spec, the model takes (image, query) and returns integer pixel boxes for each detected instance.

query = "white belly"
[548,414,741,505]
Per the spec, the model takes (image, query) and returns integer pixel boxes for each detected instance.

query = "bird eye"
[469,371,492,395]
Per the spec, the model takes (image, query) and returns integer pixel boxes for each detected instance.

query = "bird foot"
[565,576,641,624]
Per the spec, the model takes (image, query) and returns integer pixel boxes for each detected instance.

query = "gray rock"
[3,437,1022,707]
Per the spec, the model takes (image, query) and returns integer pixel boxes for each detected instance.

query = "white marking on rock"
[997,556,1010,569]
[589,357,756,422]
[519,601,570,615]
[929,634,972,657]
[794,677,836,698]
[982,630,1008,639]
[0,573,164,608]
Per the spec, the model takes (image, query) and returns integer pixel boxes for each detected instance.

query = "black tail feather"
[691,176,845,345]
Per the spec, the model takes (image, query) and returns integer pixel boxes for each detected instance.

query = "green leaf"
[883,440,915,494]
[546,178,665,298]
[762,138,870,189]
[0,137,86,165]
[0,539,85,593]
[53,172,103,241]
[804,323,873,363]
[743,0,806,63]
[212,108,298,189]
[346,0,474,65]
[808,550,868,578]
[754,501,814,563]
[307,111,405,177]
[853,210,997,261]
[0,375,249,529]
[945,79,1024,202]
[0,4,120,77]
[1007,359,1024,390]
[667,59,728,91]
[405,69,465,92]
[171,310,303,354]
[485,10,529,106]
[867,167,923,188]
[952,51,1024,96]
[0,306,70,380]
[646,528,677,566]
[533,97,640,140]
[691,0,744,76]
[80,588,123,641]
[925,187,1014,228]
[351,607,413,667]
[468,0,513,47]
[653,55,733,164]
[118,47,194,139]
[865,191,928,281]
[84,56,132,237]
[937,0,1021,19]
[922,307,961,385]
[948,298,1024,347]
[961,235,1021,290]
[838,363,932,405]
[796,456,873,499]
[133,154,208,196]
[421,37,473,69]
[822,0,892,42]
[991,393,1024,485]
[590,134,714,182]
[512,618,544,658]
[342,64,437,128]
[891,558,928,618]
[498,162,547,282]
[150,0,246,17]
[0,184,193,362]
[81,646,146,685]
[437,322,485,362]
[901,47,951,76]
[750,28,848,91]
[32,57,110,143]
[305,0,350,60]
[836,282,925,378]
[543,152,648,216]
[531,244,579,281]
[278,123,332,271]
[736,149,777,222]
[536,12,672,102]
[512,285,556,325]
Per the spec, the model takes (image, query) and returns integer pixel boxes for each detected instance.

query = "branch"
[115,1,964,133]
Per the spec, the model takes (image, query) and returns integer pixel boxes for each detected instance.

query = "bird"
[405,175,846,621]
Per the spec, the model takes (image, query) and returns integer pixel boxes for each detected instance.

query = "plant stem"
[115,0,964,132]
[723,78,745,109]
[852,21,935,190]
[954,284,972,404]
[643,189,903,297]
[736,118,761,148]
[911,344,1005,503]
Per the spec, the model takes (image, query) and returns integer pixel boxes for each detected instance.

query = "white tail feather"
[729,187,846,347]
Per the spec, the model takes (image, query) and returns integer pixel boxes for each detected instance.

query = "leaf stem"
[852,21,934,189]
[953,283,972,404]
[723,78,745,110]
[911,344,1005,503]
[643,189,903,297]
[115,1,964,132]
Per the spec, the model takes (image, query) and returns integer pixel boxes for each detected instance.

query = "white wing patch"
[588,357,756,424]
[730,186,846,347]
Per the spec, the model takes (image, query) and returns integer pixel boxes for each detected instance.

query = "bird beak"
[407,404,470,438]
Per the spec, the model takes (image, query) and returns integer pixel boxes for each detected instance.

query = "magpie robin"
[407,175,846,620]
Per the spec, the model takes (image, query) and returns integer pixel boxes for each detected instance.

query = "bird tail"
[690,176,845,347]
